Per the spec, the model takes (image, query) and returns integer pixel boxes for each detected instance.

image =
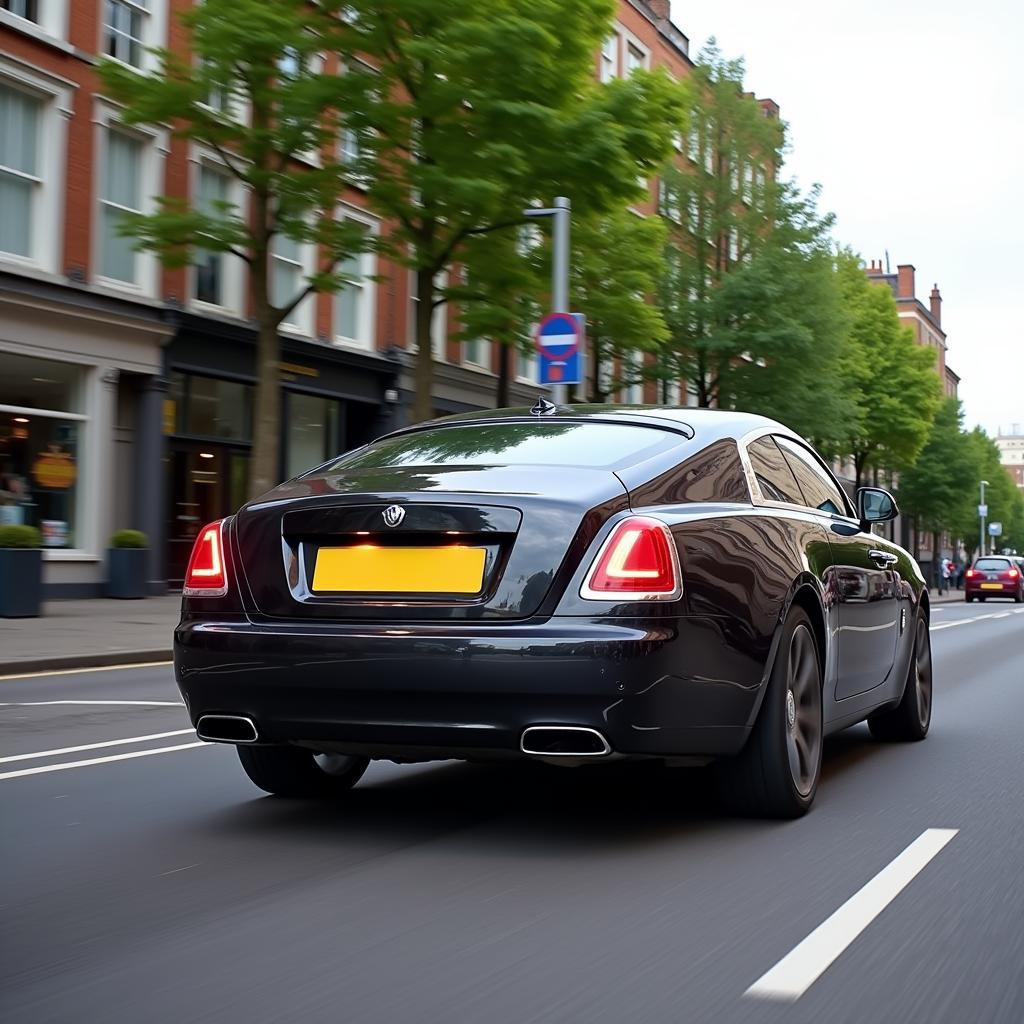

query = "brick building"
[865,259,959,398]
[996,428,1024,491]
[0,0,764,592]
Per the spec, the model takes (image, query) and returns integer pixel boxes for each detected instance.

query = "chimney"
[930,283,942,326]
[896,263,915,299]
[647,0,671,19]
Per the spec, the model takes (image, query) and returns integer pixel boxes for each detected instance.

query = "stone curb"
[0,649,173,678]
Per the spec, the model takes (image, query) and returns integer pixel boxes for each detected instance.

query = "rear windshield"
[328,422,683,472]
[974,558,1011,571]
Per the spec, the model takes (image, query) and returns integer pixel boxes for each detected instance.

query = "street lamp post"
[524,197,571,407]
[979,479,990,557]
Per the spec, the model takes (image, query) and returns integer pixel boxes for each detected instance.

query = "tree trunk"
[412,267,436,423]
[496,342,510,408]
[248,240,280,500]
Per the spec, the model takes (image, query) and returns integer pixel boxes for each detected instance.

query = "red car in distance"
[965,556,1024,603]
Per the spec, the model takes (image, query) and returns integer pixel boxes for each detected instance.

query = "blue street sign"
[536,312,584,386]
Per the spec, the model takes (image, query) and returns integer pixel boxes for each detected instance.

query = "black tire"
[868,608,932,742]
[978,595,986,602]
[716,607,823,819]
[965,593,973,603]
[237,744,369,797]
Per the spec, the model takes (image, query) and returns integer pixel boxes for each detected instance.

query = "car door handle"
[868,550,898,566]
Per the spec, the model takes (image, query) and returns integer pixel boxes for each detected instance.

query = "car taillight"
[183,519,229,597]
[1008,569,1020,580]
[966,569,976,579]
[581,516,682,600]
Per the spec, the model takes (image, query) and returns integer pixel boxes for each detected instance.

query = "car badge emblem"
[530,397,557,417]
[382,505,405,528]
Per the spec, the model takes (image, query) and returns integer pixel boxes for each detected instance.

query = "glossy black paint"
[174,405,927,764]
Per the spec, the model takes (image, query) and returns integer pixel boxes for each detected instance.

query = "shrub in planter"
[0,525,43,618]
[106,529,150,600]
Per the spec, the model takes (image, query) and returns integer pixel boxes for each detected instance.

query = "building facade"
[0,0,759,593]
[996,428,1024,491]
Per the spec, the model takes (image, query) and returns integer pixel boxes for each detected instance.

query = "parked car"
[174,405,932,818]
[964,556,1024,603]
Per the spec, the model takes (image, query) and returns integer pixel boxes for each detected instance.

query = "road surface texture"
[2,599,1022,1023]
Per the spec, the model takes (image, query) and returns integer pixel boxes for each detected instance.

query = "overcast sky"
[674,0,1024,438]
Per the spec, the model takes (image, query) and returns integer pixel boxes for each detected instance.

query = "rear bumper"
[174,615,765,760]
[966,582,1019,597]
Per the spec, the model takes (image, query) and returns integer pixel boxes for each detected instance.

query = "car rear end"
[174,416,762,763]
[965,557,1022,601]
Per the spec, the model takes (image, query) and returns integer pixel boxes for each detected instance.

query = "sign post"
[979,480,989,556]
[524,197,572,405]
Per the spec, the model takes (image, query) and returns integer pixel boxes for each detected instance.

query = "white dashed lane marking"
[0,729,196,765]
[746,828,959,1001]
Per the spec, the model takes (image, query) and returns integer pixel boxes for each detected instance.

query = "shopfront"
[163,319,401,583]
[1,274,170,596]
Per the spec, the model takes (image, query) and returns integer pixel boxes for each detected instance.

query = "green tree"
[337,0,683,421]
[710,185,851,448]
[951,429,1023,558]
[834,251,942,488]
[656,41,785,408]
[897,398,977,562]
[99,0,372,498]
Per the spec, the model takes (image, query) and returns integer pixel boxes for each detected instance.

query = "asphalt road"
[2,599,1023,1023]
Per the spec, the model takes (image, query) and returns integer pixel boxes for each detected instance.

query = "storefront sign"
[32,451,77,489]
[279,362,319,378]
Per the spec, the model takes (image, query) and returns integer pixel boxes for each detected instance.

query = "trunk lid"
[234,464,628,621]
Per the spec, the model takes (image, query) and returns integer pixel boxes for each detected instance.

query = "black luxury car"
[174,405,932,817]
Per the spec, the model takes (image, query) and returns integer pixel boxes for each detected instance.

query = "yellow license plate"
[980,582,1003,589]
[311,545,486,594]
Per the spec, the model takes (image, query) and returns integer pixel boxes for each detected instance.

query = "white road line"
[0,700,183,708]
[745,828,958,1002]
[0,661,173,682]
[1016,608,1024,614]
[930,619,975,631]
[0,728,195,765]
[0,742,209,782]
[989,613,1011,619]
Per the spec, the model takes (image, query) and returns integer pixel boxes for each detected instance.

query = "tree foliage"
[833,251,942,488]
[99,0,371,498]
[336,0,684,421]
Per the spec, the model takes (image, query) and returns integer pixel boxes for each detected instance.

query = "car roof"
[385,404,798,448]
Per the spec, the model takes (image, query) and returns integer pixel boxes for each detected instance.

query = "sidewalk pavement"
[0,588,971,677]
[0,595,181,675]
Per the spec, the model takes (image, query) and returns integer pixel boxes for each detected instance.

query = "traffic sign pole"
[524,197,572,406]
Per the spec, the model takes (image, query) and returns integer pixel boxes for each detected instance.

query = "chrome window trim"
[738,426,859,525]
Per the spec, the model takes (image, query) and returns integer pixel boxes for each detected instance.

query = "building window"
[193,163,229,306]
[2,0,39,22]
[600,35,617,82]
[271,233,305,314]
[626,42,646,75]
[463,338,490,369]
[517,349,537,383]
[0,352,87,549]
[334,217,376,349]
[104,0,149,68]
[286,392,339,478]
[0,84,40,260]
[99,128,142,283]
[623,351,643,404]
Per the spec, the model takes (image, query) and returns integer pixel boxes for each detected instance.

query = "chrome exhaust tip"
[196,714,258,744]
[520,726,612,758]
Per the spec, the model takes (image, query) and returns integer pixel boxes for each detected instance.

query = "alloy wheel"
[915,617,933,731]
[785,623,822,797]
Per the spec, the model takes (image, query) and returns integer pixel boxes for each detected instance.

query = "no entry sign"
[535,312,584,385]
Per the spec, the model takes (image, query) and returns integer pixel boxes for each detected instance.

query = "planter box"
[106,547,149,600]
[0,548,42,617]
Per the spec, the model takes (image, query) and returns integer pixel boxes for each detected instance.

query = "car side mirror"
[857,487,899,530]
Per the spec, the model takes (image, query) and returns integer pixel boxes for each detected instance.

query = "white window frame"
[187,146,246,318]
[664,379,682,406]
[99,0,169,75]
[0,0,69,44]
[623,351,643,404]
[272,228,316,337]
[621,29,650,76]
[332,203,378,351]
[92,99,168,298]
[599,33,618,83]
[463,336,491,372]
[408,268,448,361]
[0,57,73,276]
[516,348,538,384]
